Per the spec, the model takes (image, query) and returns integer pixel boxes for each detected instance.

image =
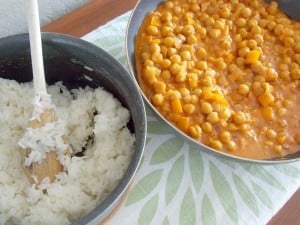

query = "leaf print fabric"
[138,195,159,225]
[150,137,183,165]
[165,155,184,204]
[126,170,163,206]
[189,147,204,192]
[201,195,217,225]
[179,188,196,225]
[209,162,238,224]
[232,173,259,216]
[82,11,300,225]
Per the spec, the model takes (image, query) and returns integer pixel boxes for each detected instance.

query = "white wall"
[0,0,89,38]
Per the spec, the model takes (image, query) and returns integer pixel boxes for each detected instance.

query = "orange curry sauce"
[135,0,300,159]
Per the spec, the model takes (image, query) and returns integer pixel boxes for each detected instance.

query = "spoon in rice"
[18,0,71,185]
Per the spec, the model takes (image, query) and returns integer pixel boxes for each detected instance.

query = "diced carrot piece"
[223,53,234,63]
[202,89,215,100]
[177,116,190,132]
[149,37,161,44]
[262,107,275,120]
[202,89,228,105]
[150,16,161,26]
[171,98,183,113]
[212,93,228,106]
[245,50,261,64]
[188,77,197,88]
[258,93,274,106]
[187,17,195,24]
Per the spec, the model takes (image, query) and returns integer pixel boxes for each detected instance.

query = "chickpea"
[152,52,163,64]
[209,139,223,150]
[170,54,181,63]
[196,61,208,70]
[161,59,172,69]
[238,47,250,57]
[208,28,221,39]
[201,101,213,114]
[252,81,264,96]
[163,36,175,47]
[141,52,151,61]
[161,12,172,22]
[187,34,197,44]
[136,0,300,159]
[173,6,182,15]
[233,111,247,125]
[238,28,248,38]
[219,108,232,119]
[277,108,286,117]
[205,17,215,26]
[144,59,154,67]
[227,141,237,151]
[219,131,231,143]
[175,70,187,82]
[190,95,199,104]
[196,47,207,58]
[180,51,192,61]
[267,21,276,31]
[167,47,177,57]
[182,24,195,36]
[215,60,227,70]
[266,129,277,140]
[247,39,257,49]
[197,27,207,38]
[146,25,159,35]
[202,122,213,133]
[233,33,242,43]
[214,20,226,30]
[241,7,252,18]
[189,125,202,138]
[253,34,264,44]
[165,1,174,9]
[183,103,195,114]
[220,7,231,18]
[170,63,181,75]
[168,90,181,100]
[153,81,167,93]
[161,26,173,37]
[193,88,203,96]
[161,70,171,80]
[152,94,164,106]
[238,84,250,95]
[207,111,219,123]
[191,3,200,12]
[236,18,247,28]
[221,39,232,50]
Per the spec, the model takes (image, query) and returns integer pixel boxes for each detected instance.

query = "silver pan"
[125,0,300,164]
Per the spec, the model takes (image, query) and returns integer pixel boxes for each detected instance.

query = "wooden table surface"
[42,1,300,225]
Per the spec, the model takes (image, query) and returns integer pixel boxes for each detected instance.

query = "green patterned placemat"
[82,11,300,225]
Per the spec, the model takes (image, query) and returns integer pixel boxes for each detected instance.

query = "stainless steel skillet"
[125,0,300,164]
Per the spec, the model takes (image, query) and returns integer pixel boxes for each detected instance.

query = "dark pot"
[0,32,147,225]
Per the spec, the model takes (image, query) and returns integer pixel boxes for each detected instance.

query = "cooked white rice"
[0,78,135,225]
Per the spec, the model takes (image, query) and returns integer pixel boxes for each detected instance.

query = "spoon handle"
[26,0,47,95]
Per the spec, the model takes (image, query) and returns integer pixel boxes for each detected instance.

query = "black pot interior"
[0,33,146,224]
[0,33,146,133]
[0,34,126,104]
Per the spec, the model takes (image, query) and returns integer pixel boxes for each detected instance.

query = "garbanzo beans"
[135,0,300,159]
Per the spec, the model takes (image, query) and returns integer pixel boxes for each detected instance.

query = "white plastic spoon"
[19,0,70,185]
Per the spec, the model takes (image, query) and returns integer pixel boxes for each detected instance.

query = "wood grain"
[267,188,300,225]
[42,1,300,225]
[42,0,138,37]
